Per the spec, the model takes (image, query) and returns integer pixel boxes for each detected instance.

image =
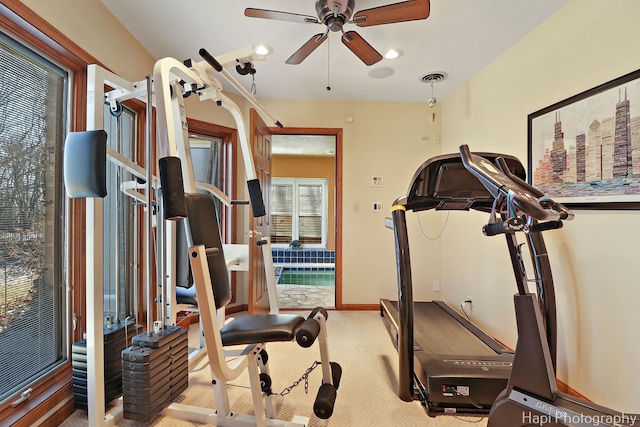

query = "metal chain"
[277,361,321,396]
[251,73,257,97]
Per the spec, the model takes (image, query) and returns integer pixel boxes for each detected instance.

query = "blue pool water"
[276,268,335,287]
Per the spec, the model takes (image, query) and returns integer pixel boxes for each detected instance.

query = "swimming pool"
[276,268,335,287]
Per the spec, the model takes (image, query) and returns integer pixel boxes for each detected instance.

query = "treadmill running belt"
[413,302,497,356]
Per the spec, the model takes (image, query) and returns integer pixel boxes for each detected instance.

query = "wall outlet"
[433,280,440,292]
[372,176,383,187]
[372,202,383,212]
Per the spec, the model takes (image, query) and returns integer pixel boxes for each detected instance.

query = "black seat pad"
[221,314,305,346]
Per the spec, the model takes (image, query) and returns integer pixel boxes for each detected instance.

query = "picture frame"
[528,68,640,209]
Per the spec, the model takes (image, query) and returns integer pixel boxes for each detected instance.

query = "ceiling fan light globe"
[253,44,273,56]
[384,48,403,60]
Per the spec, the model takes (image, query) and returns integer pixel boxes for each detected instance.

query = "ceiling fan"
[245,0,430,66]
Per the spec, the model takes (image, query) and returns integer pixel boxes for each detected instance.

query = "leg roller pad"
[308,307,328,321]
[313,383,337,419]
[295,318,320,348]
[330,362,342,390]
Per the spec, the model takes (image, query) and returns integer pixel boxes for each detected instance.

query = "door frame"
[270,127,343,309]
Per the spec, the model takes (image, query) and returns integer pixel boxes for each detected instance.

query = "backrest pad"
[184,193,231,309]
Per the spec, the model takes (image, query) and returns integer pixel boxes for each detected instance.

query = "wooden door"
[249,109,272,314]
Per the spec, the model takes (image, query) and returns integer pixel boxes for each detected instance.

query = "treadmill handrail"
[459,145,571,222]
[494,157,574,221]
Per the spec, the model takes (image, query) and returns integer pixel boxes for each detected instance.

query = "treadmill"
[381,152,526,416]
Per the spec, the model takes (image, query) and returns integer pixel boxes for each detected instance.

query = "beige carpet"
[61,311,488,426]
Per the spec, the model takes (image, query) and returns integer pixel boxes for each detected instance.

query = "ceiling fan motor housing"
[316,0,355,31]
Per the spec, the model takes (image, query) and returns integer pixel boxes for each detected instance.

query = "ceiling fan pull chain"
[326,36,331,91]
[251,73,257,96]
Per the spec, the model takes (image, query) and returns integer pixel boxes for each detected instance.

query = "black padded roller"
[247,179,266,217]
[330,362,342,390]
[159,157,187,220]
[308,306,328,321]
[313,383,337,419]
[295,318,320,348]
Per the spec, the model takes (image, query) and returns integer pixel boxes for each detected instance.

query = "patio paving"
[277,284,335,308]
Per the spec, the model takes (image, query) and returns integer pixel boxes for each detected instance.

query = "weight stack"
[72,321,138,410]
[121,325,189,422]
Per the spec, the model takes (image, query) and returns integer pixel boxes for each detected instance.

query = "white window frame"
[271,177,328,249]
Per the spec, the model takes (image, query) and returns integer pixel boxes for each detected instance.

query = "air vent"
[420,72,447,84]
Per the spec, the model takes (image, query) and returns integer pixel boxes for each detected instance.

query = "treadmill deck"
[381,299,513,415]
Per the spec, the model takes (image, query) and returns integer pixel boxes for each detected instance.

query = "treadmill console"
[402,152,526,213]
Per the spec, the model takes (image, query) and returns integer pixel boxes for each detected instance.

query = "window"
[271,178,328,248]
[0,32,67,403]
[185,119,236,244]
[190,134,223,215]
[103,105,138,322]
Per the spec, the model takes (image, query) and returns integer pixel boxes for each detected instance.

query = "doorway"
[270,129,342,309]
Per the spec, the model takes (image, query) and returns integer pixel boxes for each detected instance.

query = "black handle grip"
[482,217,525,236]
[231,200,250,205]
[256,239,267,246]
[199,48,223,72]
[527,220,563,233]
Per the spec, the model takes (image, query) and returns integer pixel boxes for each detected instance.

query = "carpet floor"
[61,310,488,426]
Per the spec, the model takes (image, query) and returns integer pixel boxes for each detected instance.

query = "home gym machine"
[64,46,340,426]
[155,49,341,426]
[457,144,638,427]
[382,151,525,415]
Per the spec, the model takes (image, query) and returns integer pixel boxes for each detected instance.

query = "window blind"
[271,184,293,244]
[0,34,66,402]
[298,185,322,244]
[270,180,326,246]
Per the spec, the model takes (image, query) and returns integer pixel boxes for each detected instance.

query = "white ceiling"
[101,0,567,103]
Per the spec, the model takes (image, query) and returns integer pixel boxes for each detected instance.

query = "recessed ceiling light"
[368,67,395,79]
[384,48,403,60]
[253,44,273,56]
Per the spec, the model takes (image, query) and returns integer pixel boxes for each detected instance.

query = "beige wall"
[272,154,336,250]
[441,0,640,412]
[20,0,153,81]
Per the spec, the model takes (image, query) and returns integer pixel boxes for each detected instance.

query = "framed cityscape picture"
[528,68,640,209]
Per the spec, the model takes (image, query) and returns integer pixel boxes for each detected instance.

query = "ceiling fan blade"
[341,31,383,66]
[245,8,320,24]
[353,0,430,27]
[285,33,328,65]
